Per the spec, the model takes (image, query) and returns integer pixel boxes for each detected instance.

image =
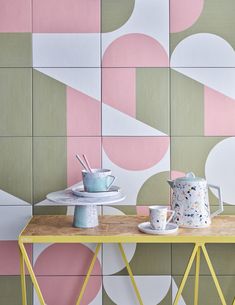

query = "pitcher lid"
[175,172,205,183]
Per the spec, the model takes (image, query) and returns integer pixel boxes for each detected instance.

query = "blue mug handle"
[106,175,116,190]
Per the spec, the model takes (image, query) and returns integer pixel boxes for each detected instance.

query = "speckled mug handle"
[107,175,116,190]
[208,184,224,218]
[166,210,175,224]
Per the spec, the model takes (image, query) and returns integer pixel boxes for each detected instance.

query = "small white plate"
[71,185,120,198]
[138,222,178,235]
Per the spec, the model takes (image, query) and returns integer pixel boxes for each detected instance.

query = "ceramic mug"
[82,169,116,192]
[149,206,175,230]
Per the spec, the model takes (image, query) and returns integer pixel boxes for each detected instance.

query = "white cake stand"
[36,188,126,228]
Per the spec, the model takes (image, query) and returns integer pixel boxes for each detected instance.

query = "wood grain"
[20,215,235,241]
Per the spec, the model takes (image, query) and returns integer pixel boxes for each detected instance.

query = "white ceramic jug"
[167,172,223,228]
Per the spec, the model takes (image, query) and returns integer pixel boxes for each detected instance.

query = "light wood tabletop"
[19,215,235,243]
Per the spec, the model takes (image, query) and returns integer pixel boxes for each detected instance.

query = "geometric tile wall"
[0,0,235,304]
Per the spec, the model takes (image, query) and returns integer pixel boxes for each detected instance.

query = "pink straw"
[83,154,92,173]
[75,154,89,172]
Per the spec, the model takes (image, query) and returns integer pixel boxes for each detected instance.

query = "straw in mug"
[83,154,92,173]
[75,154,89,172]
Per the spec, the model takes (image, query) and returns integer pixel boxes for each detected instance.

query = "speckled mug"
[149,206,175,230]
[82,169,116,192]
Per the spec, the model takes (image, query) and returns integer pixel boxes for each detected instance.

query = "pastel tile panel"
[0,33,32,67]
[0,276,32,305]
[172,244,235,276]
[102,68,169,136]
[102,0,169,67]
[34,276,102,305]
[171,68,235,136]
[102,137,170,205]
[0,68,32,136]
[103,276,171,305]
[33,69,67,136]
[0,206,32,240]
[33,0,100,33]
[33,243,101,276]
[0,0,32,32]
[0,137,32,203]
[170,0,235,67]
[33,137,67,204]
[33,34,100,67]
[173,276,235,305]
[0,241,32,275]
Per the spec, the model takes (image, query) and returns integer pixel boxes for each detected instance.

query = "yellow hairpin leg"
[194,247,201,305]
[232,297,235,305]
[19,247,27,305]
[118,243,144,305]
[173,244,199,305]
[201,245,227,305]
[19,240,46,305]
[75,243,101,305]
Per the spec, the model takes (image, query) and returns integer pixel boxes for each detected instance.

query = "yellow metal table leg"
[173,244,199,305]
[118,243,144,305]
[201,245,227,305]
[75,243,101,305]
[194,246,201,305]
[19,241,46,305]
[232,297,235,305]
[19,247,27,305]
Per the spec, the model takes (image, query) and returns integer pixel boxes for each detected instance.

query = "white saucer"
[138,222,178,235]
[71,185,120,198]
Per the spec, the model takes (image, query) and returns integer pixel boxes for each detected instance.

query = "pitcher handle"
[208,184,223,218]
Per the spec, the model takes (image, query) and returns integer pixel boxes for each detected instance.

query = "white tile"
[0,206,32,240]
[33,33,100,67]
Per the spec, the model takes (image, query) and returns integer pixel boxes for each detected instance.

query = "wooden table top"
[19,215,235,244]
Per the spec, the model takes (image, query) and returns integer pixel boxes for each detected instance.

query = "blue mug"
[82,169,116,192]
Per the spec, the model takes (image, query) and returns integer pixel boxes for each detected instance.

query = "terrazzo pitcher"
[168,172,224,228]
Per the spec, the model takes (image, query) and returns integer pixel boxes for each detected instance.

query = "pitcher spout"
[167,180,174,188]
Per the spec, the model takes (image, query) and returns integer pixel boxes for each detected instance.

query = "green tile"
[171,137,226,205]
[172,244,235,276]
[0,137,32,203]
[117,244,171,275]
[173,275,235,305]
[171,0,235,54]
[33,70,66,136]
[0,33,32,67]
[171,70,204,136]
[33,137,67,204]
[136,68,169,135]
[137,171,170,205]
[102,0,135,33]
[34,205,67,215]
[0,276,32,305]
[0,68,32,136]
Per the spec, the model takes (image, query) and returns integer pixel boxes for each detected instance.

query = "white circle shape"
[205,137,235,205]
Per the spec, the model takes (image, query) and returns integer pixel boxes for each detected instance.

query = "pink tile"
[103,34,169,67]
[37,276,101,305]
[0,241,32,275]
[103,137,170,170]
[0,0,32,32]
[67,87,101,136]
[67,137,101,186]
[33,0,100,33]
[102,68,136,117]
[204,86,235,136]
[170,0,204,33]
[34,243,101,276]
